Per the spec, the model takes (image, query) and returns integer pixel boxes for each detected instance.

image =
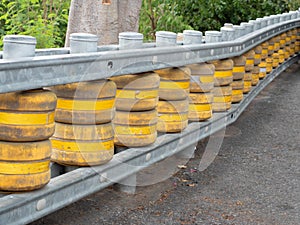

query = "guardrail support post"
[113,32,145,194]
[114,173,137,195]
[114,147,137,194]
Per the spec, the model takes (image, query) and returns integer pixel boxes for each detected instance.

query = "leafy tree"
[175,0,290,32]
[139,0,193,41]
[285,0,300,10]
[0,0,70,49]
[139,0,299,39]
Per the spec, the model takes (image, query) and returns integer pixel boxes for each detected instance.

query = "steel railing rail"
[0,11,300,225]
[0,19,299,94]
[0,54,298,225]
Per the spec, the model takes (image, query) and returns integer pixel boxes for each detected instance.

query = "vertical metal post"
[204,31,222,43]
[176,30,204,159]
[240,22,254,35]
[156,31,177,46]
[114,32,144,194]
[183,30,203,45]
[233,25,245,39]
[65,33,99,173]
[69,33,98,53]
[220,24,235,42]
[3,35,36,59]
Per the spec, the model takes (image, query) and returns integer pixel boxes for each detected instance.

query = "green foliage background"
[139,0,299,40]
[0,0,299,48]
[0,0,70,49]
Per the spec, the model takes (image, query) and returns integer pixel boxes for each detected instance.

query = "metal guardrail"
[0,55,298,225]
[0,11,300,225]
[0,19,299,94]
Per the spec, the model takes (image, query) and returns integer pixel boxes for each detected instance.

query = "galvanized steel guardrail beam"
[0,54,298,225]
[0,11,300,225]
[0,19,299,94]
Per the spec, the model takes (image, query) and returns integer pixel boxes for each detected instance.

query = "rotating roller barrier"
[252,46,262,86]
[50,34,116,166]
[51,80,116,166]
[50,80,116,125]
[0,90,56,142]
[0,10,300,225]
[0,140,52,191]
[243,50,255,94]
[110,72,160,112]
[188,63,214,121]
[211,59,234,112]
[113,110,158,147]
[259,41,269,79]
[111,72,159,147]
[156,67,190,133]
[112,33,159,147]
[231,56,246,103]
[0,36,57,191]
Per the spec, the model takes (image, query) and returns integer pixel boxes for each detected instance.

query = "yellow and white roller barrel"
[280,33,287,50]
[266,57,273,74]
[243,72,252,94]
[258,61,267,79]
[157,100,189,133]
[289,42,296,57]
[51,123,114,166]
[188,63,215,93]
[286,31,292,46]
[285,46,291,60]
[267,38,275,56]
[244,50,255,72]
[110,72,160,111]
[273,36,281,52]
[188,93,213,121]
[231,79,244,103]
[113,110,157,147]
[295,40,300,54]
[296,28,300,53]
[51,80,116,125]
[230,55,246,103]
[254,46,262,66]
[278,49,285,64]
[285,32,292,59]
[0,90,57,142]
[0,140,51,191]
[212,85,232,112]
[291,29,297,54]
[272,53,280,69]
[232,56,246,80]
[291,29,297,44]
[261,42,269,60]
[251,66,260,86]
[211,59,233,86]
[155,67,191,101]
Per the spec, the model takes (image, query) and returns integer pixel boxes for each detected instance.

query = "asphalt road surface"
[31,63,300,225]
